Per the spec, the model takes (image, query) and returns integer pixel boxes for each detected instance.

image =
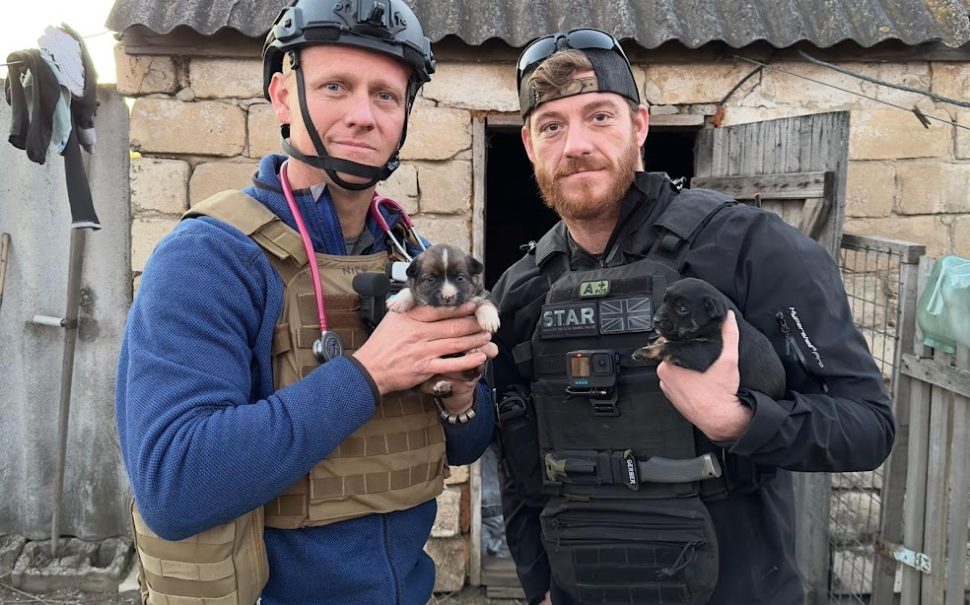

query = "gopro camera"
[566,350,617,392]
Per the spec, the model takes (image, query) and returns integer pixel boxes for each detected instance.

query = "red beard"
[535,134,640,222]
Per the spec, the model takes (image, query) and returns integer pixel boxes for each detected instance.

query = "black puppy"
[386,244,499,397]
[633,277,786,400]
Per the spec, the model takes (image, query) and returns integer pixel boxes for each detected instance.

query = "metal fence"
[829,234,925,604]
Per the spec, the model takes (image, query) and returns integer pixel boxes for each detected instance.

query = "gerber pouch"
[540,497,719,605]
[130,501,269,605]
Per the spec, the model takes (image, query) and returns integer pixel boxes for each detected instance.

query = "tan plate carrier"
[130,190,447,604]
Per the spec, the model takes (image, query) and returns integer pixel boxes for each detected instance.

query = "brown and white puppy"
[386,244,500,397]
[633,277,786,400]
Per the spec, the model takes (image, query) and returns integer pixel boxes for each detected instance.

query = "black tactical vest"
[516,190,735,605]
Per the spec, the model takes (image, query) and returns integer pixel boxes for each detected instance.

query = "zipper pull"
[775,311,794,356]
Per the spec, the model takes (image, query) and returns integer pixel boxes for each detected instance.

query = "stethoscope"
[279,159,427,363]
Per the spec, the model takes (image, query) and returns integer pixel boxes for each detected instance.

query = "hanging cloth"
[4,24,100,230]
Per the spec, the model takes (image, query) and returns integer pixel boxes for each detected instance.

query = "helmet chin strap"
[284,61,404,192]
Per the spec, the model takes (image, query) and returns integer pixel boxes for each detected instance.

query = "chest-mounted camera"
[565,350,620,416]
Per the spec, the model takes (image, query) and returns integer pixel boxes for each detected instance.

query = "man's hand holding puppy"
[658,310,753,443]
[352,302,498,403]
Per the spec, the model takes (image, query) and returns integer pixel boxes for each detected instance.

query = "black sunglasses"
[516,28,629,89]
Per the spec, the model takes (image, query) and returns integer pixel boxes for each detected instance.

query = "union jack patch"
[599,297,653,334]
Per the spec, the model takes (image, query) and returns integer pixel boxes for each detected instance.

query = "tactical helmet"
[261,0,436,190]
[262,0,435,102]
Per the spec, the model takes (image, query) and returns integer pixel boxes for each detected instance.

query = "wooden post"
[899,257,936,604]
[469,116,487,586]
[794,471,831,605]
[943,345,969,605]
[920,349,952,605]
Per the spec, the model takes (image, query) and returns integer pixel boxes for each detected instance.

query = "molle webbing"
[130,502,268,605]
[185,191,447,529]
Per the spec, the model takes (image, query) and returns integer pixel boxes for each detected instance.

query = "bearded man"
[490,29,893,605]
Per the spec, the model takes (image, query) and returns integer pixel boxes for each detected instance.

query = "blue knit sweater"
[116,154,495,604]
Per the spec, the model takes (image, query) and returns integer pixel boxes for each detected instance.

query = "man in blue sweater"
[115,1,496,603]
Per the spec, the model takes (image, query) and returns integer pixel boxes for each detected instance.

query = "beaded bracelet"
[433,395,477,425]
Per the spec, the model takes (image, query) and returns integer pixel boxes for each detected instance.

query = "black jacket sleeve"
[490,259,554,605]
[687,207,895,471]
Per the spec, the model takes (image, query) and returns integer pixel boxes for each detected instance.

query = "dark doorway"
[644,127,697,184]
[482,128,554,289]
[483,125,699,289]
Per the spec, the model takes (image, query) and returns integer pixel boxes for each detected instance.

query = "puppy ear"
[467,256,484,276]
[406,257,421,279]
[704,295,726,320]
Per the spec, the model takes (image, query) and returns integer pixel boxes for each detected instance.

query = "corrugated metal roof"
[106,0,970,49]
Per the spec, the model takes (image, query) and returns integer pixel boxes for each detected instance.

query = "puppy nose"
[440,293,456,305]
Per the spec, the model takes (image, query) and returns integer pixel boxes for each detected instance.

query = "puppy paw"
[632,337,666,361]
[475,302,501,333]
[418,378,455,398]
[431,380,454,398]
[386,288,415,313]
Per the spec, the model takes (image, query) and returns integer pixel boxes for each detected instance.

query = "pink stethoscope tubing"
[369,196,427,262]
[280,159,330,332]
[278,159,426,337]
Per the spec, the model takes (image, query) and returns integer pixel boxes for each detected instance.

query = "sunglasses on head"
[516,28,629,89]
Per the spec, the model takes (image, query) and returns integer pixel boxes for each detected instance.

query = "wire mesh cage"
[829,234,921,604]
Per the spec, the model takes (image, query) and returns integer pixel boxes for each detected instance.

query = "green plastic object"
[916,255,970,354]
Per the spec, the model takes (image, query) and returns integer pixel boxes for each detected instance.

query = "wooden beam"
[482,555,525,599]
[485,114,523,128]
[900,354,970,400]
[691,171,830,200]
[797,197,830,240]
[649,114,706,128]
[120,25,261,58]
[840,234,925,264]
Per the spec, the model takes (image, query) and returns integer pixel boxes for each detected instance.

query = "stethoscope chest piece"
[313,330,344,363]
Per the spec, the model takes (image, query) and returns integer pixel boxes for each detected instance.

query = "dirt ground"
[0,583,137,605]
[0,582,525,605]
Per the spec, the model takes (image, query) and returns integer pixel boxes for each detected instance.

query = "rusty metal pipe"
[49,228,87,556]
[0,233,9,312]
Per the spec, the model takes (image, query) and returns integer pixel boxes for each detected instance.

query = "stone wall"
[117,51,970,278]
[116,46,969,591]
[639,59,969,258]
[424,58,970,259]
[116,51,475,282]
